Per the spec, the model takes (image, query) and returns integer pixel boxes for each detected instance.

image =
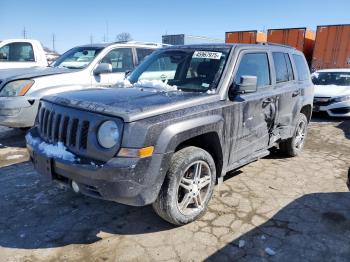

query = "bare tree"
[116,32,132,42]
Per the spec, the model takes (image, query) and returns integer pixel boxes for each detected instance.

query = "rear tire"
[279,113,308,157]
[152,146,216,225]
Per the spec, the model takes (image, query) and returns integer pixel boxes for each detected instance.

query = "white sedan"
[312,68,350,117]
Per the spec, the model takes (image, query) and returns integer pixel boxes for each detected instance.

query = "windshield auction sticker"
[193,51,222,60]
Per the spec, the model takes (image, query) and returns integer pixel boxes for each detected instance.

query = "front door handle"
[292,90,300,97]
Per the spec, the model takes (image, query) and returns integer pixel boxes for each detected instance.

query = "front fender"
[155,115,224,154]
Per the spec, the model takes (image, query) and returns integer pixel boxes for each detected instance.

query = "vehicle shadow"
[0,127,27,148]
[337,120,350,140]
[206,192,350,261]
[0,162,172,249]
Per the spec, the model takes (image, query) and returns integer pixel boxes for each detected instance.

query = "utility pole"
[22,26,27,39]
[90,34,94,44]
[106,20,109,42]
[52,33,56,51]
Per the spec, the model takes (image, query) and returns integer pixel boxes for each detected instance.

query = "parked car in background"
[312,69,350,117]
[0,41,161,128]
[27,43,313,225]
[0,39,49,69]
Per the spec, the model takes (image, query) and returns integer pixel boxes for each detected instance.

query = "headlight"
[0,80,34,97]
[97,121,120,148]
[332,95,350,103]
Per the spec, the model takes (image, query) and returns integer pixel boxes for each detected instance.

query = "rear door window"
[0,42,35,62]
[101,48,134,72]
[235,53,270,87]
[272,52,289,83]
[293,54,310,81]
[136,48,154,64]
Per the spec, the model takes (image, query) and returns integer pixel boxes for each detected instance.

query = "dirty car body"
[27,44,314,224]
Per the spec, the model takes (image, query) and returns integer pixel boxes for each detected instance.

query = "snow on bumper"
[26,132,75,161]
[26,129,172,206]
[0,96,39,127]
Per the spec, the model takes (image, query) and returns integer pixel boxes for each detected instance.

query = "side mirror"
[0,52,7,60]
[94,63,112,75]
[235,75,258,94]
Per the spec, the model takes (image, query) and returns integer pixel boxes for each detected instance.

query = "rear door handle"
[262,98,273,107]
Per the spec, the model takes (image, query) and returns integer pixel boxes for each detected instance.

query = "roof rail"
[112,40,170,47]
[260,42,296,49]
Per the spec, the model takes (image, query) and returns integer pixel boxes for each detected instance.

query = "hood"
[314,84,350,98]
[0,67,74,82]
[44,87,216,122]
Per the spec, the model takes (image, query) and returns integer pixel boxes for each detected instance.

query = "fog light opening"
[71,181,80,193]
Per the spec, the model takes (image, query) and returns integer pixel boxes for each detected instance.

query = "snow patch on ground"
[265,247,276,256]
[134,79,178,91]
[238,239,245,248]
[26,133,75,161]
[6,154,24,160]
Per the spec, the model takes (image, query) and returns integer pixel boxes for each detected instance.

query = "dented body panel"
[27,44,314,206]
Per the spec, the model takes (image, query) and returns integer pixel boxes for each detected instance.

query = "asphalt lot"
[0,114,349,261]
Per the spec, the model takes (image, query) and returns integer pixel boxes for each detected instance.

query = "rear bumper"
[26,128,172,206]
[0,97,39,127]
[313,100,350,117]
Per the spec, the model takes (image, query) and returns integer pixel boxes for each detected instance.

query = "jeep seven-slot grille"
[38,107,90,150]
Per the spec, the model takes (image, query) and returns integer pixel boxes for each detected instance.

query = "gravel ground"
[0,115,349,262]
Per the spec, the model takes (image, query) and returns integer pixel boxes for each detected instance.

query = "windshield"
[312,72,350,86]
[128,48,230,92]
[52,46,103,69]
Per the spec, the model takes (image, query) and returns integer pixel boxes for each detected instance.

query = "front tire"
[152,146,216,225]
[279,113,308,156]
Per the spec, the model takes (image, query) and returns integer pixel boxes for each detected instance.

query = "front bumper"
[0,97,39,127]
[26,128,172,206]
[313,100,350,117]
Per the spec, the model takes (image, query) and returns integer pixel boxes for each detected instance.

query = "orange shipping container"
[267,28,315,65]
[312,24,350,70]
[225,30,267,44]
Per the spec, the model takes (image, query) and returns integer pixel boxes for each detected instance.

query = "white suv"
[0,42,162,128]
[312,68,350,117]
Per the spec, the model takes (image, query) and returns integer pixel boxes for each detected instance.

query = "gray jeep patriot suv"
[26,44,314,225]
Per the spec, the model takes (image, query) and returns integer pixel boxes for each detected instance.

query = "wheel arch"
[174,132,224,179]
[155,115,225,179]
[300,104,312,122]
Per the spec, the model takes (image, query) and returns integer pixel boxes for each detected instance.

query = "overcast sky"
[1,0,349,53]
